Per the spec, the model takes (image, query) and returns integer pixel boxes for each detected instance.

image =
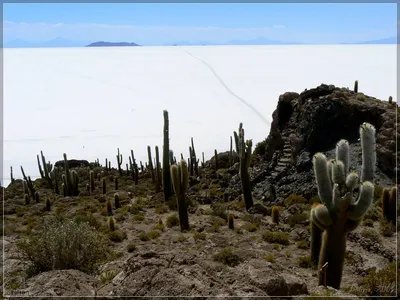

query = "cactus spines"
[170,160,189,231]
[354,80,358,93]
[114,176,118,190]
[102,178,106,195]
[228,213,234,229]
[106,199,113,216]
[114,193,121,209]
[24,193,30,205]
[235,123,254,211]
[271,206,280,224]
[311,122,376,289]
[108,216,115,231]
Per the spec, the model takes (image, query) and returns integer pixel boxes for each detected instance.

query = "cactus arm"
[345,172,359,190]
[344,218,362,232]
[180,159,188,190]
[313,153,333,209]
[327,159,334,186]
[312,204,333,227]
[332,160,346,185]
[360,123,376,182]
[335,139,350,177]
[347,181,374,220]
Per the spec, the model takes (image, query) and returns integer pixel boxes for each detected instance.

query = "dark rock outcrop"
[264,84,397,185]
[54,159,90,169]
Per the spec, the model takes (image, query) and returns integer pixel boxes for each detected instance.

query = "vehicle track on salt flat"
[182,49,270,126]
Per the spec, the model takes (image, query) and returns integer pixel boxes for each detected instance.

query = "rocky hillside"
[1,84,397,298]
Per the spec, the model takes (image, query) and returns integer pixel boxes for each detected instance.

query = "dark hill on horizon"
[85,41,140,47]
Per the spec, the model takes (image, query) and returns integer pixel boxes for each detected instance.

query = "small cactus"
[24,194,30,205]
[163,110,173,202]
[34,191,40,203]
[389,96,393,104]
[116,148,123,176]
[271,206,280,224]
[170,159,189,231]
[114,176,118,190]
[354,80,358,93]
[102,178,106,195]
[108,216,115,231]
[214,150,219,170]
[228,213,234,229]
[106,199,113,216]
[45,198,51,211]
[114,193,121,209]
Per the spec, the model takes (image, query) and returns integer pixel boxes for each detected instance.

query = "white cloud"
[273,25,286,29]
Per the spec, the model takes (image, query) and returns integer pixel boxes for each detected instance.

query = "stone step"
[280,157,292,163]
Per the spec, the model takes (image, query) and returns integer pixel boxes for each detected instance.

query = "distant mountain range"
[85,41,140,47]
[3,36,397,48]
[341,36,397,45]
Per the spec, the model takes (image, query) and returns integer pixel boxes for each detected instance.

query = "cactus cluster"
[311,122,376,289]
[170,159,189,231]
[129,150,139,185]
[61,154,79,197]
[234,123,254,211]
[37,151,53,189]
[20,166,36,199]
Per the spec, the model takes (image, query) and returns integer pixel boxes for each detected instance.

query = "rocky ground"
[1,84,398,299]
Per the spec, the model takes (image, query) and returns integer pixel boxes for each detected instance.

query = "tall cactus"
[170,160,189,231]
[311,122,376,289]
[10,167,15,184]
[20,166,35,199]
[162,110,172,201]
[155,146,162,193]
[234,123,254,211]
[116,148,123,176]
[147,146,155,183]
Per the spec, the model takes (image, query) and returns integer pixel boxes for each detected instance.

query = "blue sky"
[3,3,398,45]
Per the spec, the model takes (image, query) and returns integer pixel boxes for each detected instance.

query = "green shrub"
[193,232,206,241]
[16,218,108,274]
[126,243,136,253]
[379,219,395,237]
[129,204,143,215]
[298,256,313,268]
[133,213,145,221]
[108,230,126,243]
[253,139,267,156]
[246,223,259,232]
[363,219,374,227]
[287,213,309,227]
[360,228,381,243]
[210,223,221,232]
[211,203,228,220]
[262,230,290,245]
[264,254,275,262]
[213,248,241,267]
[284,194,307,207]
[139,233,150,241]
[166,214,179,228]
[296,240,309,249]
[155,204,169,214]
[148,230,160,239]
[360,262,397,296]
